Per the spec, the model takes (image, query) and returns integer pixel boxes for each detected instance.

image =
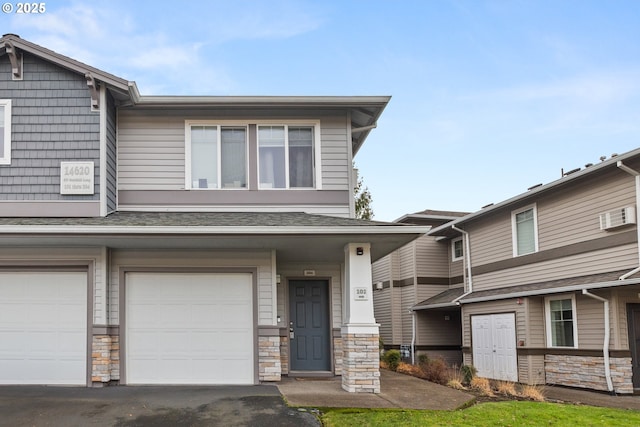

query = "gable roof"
[429,147,640,238]
[1,33,388,155]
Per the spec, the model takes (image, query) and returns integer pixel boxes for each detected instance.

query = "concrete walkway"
[544,385,640,411]
[277,369,476,410]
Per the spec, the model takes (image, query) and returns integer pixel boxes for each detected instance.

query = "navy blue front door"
[289,280,331,371]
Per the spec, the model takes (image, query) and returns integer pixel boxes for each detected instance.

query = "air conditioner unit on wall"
[599,206,636,230]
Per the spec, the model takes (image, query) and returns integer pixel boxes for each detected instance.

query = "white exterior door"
[126,272,254,385]
[0,272,87,385]
[471,313,517,382]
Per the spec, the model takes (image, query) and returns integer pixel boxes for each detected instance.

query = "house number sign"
[60,161,94,195]
[354,287,369,301]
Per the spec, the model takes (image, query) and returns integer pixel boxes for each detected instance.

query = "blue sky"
[3,0,640,221]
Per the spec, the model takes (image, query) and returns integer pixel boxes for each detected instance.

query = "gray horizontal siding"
[117,108,352,205]
[0,53,100,202]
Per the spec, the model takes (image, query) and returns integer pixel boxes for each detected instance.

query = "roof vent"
[481,203,494,209]
[600,206,636,230]
[585,163,593,168]
[563,167,581,176]
[600,156,607,162]
[2,34,20,38]
[528,183,543,190]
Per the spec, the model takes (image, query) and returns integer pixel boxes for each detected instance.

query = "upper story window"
[0,99,11,165]
[512,204,538,256]
[258,125,315,189]
[545,294,578,348]
[185,122,247,189]
[452,237,463,261]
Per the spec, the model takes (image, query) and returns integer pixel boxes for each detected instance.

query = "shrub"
[397,362,422,377]
[470,377,494,396]
[420,356,449,385]
[383,349,401,371]
[495,381,518,397]
[460,365,477,385]
[417,353,429,366]
[520,384,545,402]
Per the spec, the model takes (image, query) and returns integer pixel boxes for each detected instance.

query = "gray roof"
[413,287,466,310]
[0,211,397,228]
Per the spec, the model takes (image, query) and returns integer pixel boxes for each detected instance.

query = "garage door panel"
[126,272,254,385]
[0,272,87,385]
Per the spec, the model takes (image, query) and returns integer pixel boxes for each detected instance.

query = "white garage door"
[126,272,254,385]
[0,272,87,385]
[471,313,517,382]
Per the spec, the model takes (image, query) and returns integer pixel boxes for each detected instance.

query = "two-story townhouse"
[419,148,640,394]
[372,210,467,366]
[0,34,429,392]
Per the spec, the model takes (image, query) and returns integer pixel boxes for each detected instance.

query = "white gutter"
[581,289,615,394]
[617,161,640,280]
[0,225,432,236]
[451,225,473,302]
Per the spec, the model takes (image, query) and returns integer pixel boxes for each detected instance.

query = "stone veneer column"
[91,334,119,385]
[258,327,282,381]
[341,243,380,393]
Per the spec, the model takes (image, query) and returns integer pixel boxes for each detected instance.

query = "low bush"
[470,377,494,396]
[382,349,401,371]
[421,356,449,385]
[460,365,477,385]
[520,384,545,402]
[495,381,518,397]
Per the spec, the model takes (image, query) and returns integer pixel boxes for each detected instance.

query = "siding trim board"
[472,230,637,276]
[118,190,349,206]
[516,348,631,358]
[0,201,101,217]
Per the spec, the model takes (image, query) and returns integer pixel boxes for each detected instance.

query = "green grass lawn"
[321,401,640,426]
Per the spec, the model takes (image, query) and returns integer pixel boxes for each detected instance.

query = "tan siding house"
[0,34,430,392]
[421,150,640,394]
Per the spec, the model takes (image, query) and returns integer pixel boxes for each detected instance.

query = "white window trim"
[184,120,249,190]
[257,120,321,190]
[452,237,463,261]
[511,203,539,257]
[0,99,11,165]
[544,293,579,349]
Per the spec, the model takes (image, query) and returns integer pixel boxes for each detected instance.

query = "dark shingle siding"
[0,52,100,201]
[106,91,117,212]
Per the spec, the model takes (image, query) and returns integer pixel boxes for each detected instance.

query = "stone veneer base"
[341,330,380,393]
[545,354,633,394]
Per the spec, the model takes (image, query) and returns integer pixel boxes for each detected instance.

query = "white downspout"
[582,289,615,394]
[410,309,416,365]
[452,225,473,303]
[617,161,640,280]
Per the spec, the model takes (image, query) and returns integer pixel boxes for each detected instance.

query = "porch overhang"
[0,212,428,263]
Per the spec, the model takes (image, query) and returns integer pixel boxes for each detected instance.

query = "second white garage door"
[126,272,254,385]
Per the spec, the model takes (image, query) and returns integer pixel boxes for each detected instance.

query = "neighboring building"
[0,34,429,392]
[372,210,468,366]
[412,149,640,394]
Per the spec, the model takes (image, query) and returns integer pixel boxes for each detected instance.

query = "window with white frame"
[258,125,315,189]
[545,295,578,348]
[186,123,247,189]
[0,99,11,165]
[512,204,538,256]
[452,237,463,261]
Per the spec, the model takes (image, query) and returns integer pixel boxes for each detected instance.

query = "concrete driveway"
[0,384,320,427]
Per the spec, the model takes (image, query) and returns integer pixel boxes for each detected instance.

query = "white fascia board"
[0,225,431,236]
[412,302,457,311]
[459,278,640,304]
